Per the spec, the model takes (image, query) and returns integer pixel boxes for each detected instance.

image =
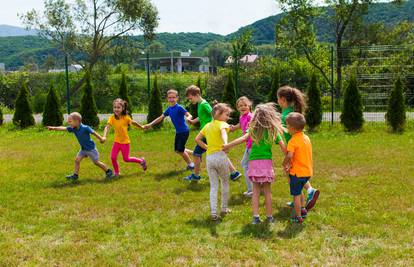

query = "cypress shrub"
[147,75,163,129]
[268,68,280,103]
[119,72,132,116]
[305,73,322,131]
[42,83,63,126]
[13,82,35,128]
[386,76,406,132]
[222,72,239,124]
[80,73,100,128]
[0,107,3,125]
[340,75,364,131]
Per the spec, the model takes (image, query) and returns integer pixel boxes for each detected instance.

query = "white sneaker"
[243,191,253,197]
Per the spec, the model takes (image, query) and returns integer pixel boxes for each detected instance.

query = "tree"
[21,0,158,97]
[147,75,163,129]
[13,82,35,128]
[42,83,63,126]
[222,72,239,124]
[119,72,132,116]
[204,41,231,72]
[80,73,100,128]
[305,73,322,131]
[230,30,253,97]
[43,54,56,72]
[268,68,280,103]
[148,41,166,54]
[340,75,364,131]
[386,76,406,132]
[0,106,3,126]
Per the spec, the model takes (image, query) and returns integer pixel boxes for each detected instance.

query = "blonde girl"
[224,103,286,224]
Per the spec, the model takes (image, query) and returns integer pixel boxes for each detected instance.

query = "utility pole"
[64,54,70,114]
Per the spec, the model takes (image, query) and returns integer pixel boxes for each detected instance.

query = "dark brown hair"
[286,112,306,131]
[113,98,128,119]
[277,86,306,114]
[185,85,201,97]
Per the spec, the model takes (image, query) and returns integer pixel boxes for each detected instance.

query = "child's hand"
[143,124,150,130]
[229,125,235,132]
[222,144,230,153]
[47,126,53,130]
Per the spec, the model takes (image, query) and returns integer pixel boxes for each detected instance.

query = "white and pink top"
[239,112,253,149]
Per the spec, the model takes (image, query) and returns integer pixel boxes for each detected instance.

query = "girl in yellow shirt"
[103,99,146,176]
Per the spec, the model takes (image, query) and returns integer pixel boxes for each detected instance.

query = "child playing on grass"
[185,85,241,182]
[230,96,254,197]
[282,112,313,223]
[47,112,113,180]
[223,103,286,224]
[195,103,232,221]
[277,86,320,210]
[144,89,195,170]
[103,98,146,177]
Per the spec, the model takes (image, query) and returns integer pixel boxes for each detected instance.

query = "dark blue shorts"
[175,131,190,153]
[289,175,310,196]
[193,137,207,157]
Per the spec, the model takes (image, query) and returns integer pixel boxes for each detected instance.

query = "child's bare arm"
[188,117,199,125]
[221,128,228,145]
[144,115,165,129]
[278,140,287,155]
[92,132,105,143]
[223,133,249,151]
[195,132,208,150]
[47,126,67,131]
[282,151,294,174]
[185,112,193,121]
[103,125,111,139]
[131,120,144,130]
[230,123,240,132]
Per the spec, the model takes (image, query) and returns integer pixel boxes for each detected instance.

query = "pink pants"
[111,142,143,175]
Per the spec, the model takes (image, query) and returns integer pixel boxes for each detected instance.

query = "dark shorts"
[289,175,310,196]
[175,131,190,153]
[193,137,207,157]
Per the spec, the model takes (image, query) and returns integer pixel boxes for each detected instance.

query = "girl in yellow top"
[103,99,146,176]
[195,103,232,221]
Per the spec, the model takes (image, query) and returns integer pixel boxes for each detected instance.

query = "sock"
[253,214,260,218]
[307,187,314,194]
[188,162,195,167]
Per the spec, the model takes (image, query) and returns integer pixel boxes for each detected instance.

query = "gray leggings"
[241,148,252,192]
[206,151,230,215]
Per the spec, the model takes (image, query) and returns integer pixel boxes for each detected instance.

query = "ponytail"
[277,86,306,114]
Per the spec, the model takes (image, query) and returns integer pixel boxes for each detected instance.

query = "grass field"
[0,123,413,266]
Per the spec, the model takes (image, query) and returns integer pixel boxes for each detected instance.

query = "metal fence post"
[330,46,334,125]
[64,54,70,114]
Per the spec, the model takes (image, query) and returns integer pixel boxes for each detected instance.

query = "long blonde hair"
[249,103,283,144]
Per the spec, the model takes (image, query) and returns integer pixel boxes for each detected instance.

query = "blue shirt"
[67,124,96,151]
[163,104,189,133]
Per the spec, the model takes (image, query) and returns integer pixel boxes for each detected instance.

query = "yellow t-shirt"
[108,115,132,144]
[287,131,313,177]
[200,120,230,155]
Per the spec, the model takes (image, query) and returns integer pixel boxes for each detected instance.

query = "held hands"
[283,163,291,175]
[222,144,231,153]
[143,124,151,130]
[47,126,53,131]
[229,125,236,132]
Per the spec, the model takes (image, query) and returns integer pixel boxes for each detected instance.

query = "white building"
[48,64,83,73]
[0,63,5,72]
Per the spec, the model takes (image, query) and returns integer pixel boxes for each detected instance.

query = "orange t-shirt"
[107,115,132,144]
[287,131,313,177]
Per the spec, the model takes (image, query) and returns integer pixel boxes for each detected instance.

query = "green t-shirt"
[249,132,283,160]
[282,106,294,143]
[198,99,213,129]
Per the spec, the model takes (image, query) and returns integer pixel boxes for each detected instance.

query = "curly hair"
[249,103,283,144]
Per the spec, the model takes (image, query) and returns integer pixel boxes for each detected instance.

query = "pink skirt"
[247,160,275,183]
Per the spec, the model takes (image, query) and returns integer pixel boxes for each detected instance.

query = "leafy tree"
[230,30,253,97]
[13,82,35,128]
[147,75,163,129]
[42,54,56,71]
[0,106,3,125]
[148,41,166,54]
[340,75,364,131]
[305,73,322,131]
[80,73,100,128]
[268,68,280,103]
[222,73,239,124]
[42,83,63,126]
[204,41,231,72]
[386,76,406,132]
[119,72,132,116]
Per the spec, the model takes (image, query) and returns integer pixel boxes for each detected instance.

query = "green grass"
[0,123,413,266]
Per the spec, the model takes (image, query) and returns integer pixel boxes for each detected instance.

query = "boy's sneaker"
[230,171,242,181]
[140,158,147,171]
[211,214,220,221]
[66,174,78,181]
[306,188,320,210]
[286,201,294,208]
[220,208,231,217]
[105,169,114,179]
[243,191,253,197]
[265,216,275,224]
[252,216,261,225]
[290,216,304,223]
[301,208,308,219]
[184,173,201,181]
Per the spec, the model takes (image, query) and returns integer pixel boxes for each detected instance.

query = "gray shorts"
[77,148,100,162]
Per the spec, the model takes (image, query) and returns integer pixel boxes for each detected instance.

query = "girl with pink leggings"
[103,98,147,176]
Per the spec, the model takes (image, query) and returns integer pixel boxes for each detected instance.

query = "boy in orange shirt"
[282,112,313,223]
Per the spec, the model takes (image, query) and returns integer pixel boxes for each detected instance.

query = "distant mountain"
[0,24,37,37]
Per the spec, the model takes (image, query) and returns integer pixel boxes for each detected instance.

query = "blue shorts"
[175,131,190,153]
[289,175,310,196]
[77,148,100,162]
[193,137,207,157]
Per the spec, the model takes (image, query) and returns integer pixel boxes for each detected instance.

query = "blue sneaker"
[66,174,78,181]
[265,216,275,224]
[230,171,242,181]
[252,216,261,225]
[306,188,320,210]
[184,173,201,181]
[105,169,113,179]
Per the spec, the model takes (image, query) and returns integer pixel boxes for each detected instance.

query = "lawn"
[0,123,413,266]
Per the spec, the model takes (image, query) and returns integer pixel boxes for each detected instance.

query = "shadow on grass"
[154,170,186,181]
[186,217,220,238]
[273,206,305,239]
[228,194,250,206]
[273,206,292,222]
[48,173,139,188]
[173,181,209,195]
[240,223,273,239]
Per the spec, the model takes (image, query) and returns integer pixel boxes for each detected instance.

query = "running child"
[47,112,113,180]
[195,103,232,221]
[103,98,147,176]
[144,89,195,170]
[278,86,320,210]
[282,112,313,223]
[185,85,241,181]
[229,96,253,197]
[223,103,286,224]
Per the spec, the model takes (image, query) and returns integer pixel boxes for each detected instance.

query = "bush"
[147,75,163,129]
[305,73,322,131]
[340,75,364,131]
[222,72,239,124]
[33,92,46,113]
[80,74,100,128]
[268,68,280,103]
[119,72,132,116]
[42,83,63,126]
[13,82,35,128]
[386,76,406,132]
[0,107,3,125]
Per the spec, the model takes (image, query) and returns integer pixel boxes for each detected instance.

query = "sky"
[0,0,281,35]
